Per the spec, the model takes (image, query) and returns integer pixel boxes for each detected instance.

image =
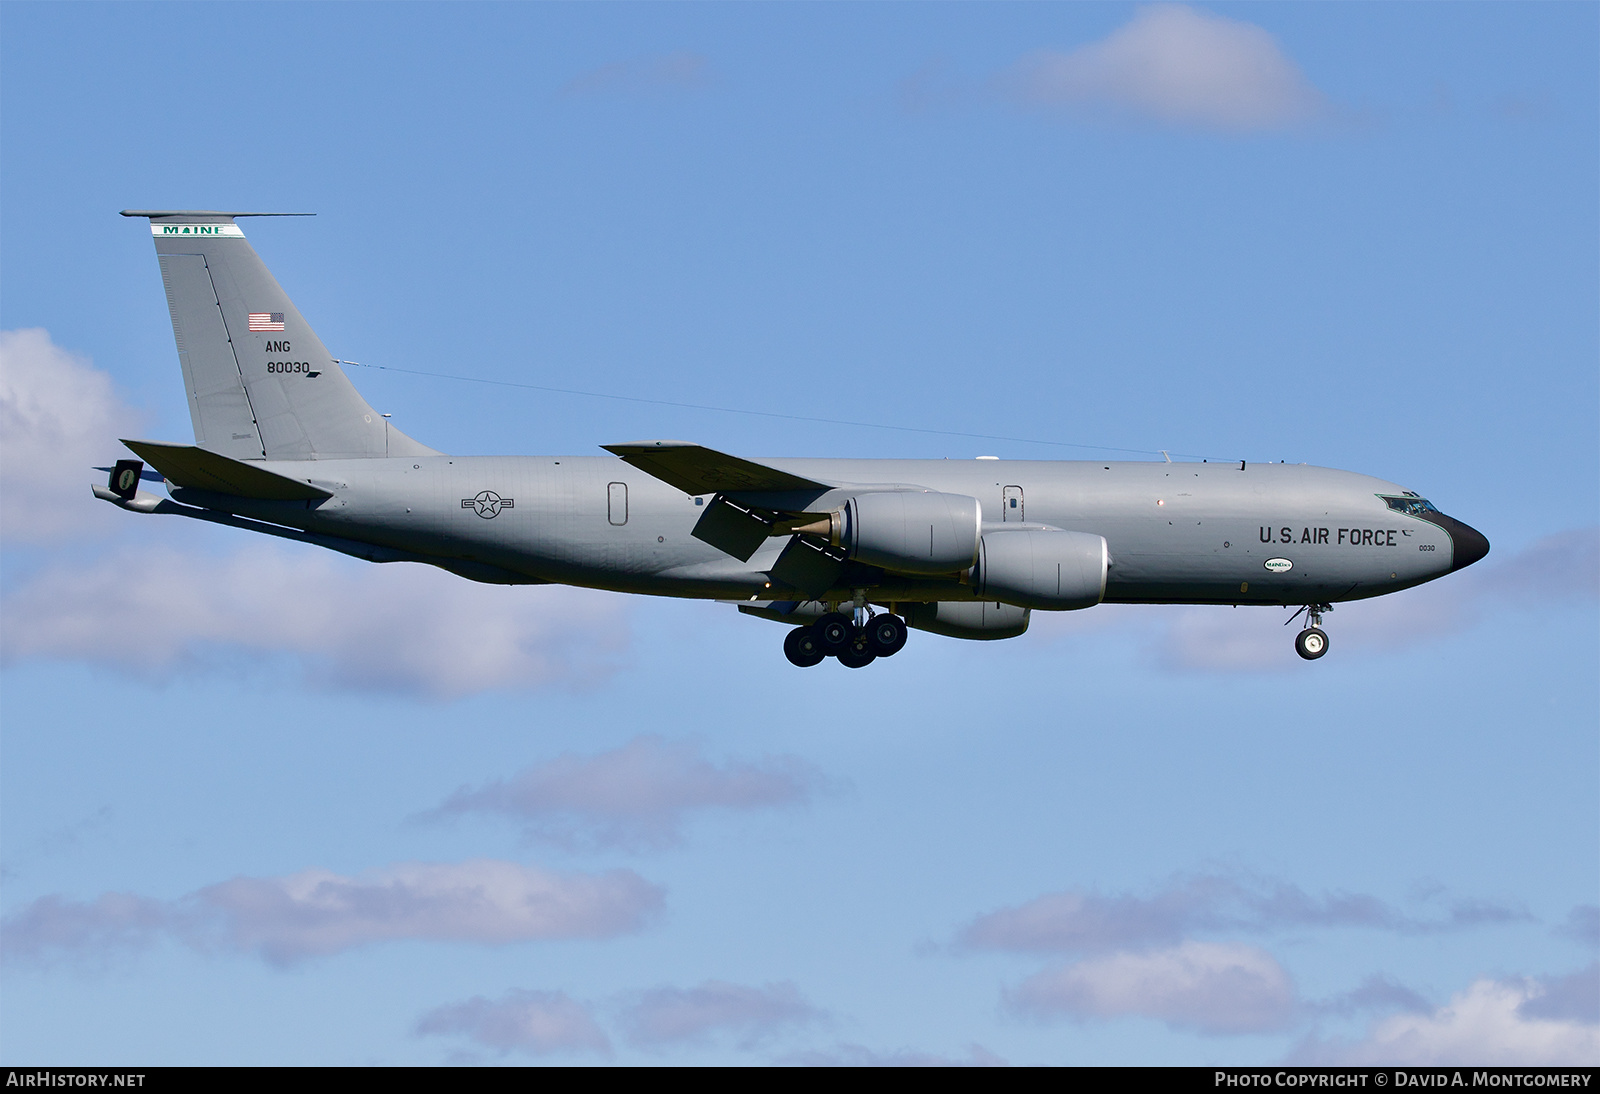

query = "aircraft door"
[1002,486,1023,522]
[608,482,628,525]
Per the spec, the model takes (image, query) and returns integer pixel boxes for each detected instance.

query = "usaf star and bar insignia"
[462,490,514,519]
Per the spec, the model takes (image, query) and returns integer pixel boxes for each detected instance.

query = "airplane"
[95,210,1490,668]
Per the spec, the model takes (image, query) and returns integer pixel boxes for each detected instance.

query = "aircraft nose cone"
[1439,513,1491,571]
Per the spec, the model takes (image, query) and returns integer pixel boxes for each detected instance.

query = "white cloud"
[562,52,710,96]
[1315,975,1434,1020]
[961,874,1524,954]
[0,892,171,966]
[964,883,1193,953]
[1155,527,1598,671]
[1003,4,1324,131]
[1030,528,1598,672]
[621,980,821,1048]
[2,859,664,967]
[198,860,663,964]
[431,736,820,851]
[1149,583,1479,672]
[1557,905,1600,948]
[416,990,611,1057]
[970,877,1568,1041]
[1519,964,1599,1025]
[1476,527,1600,604]
[1291,975,1600,1066]
[0,329,631,696]
[1008,941,1297,1035]
[0,542,629,697]
[784,1043,1007,1067]
[0,328,144,542]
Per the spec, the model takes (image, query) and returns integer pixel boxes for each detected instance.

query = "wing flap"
[769,534,848,598]
[691,495,775,562]
[121,439,333,501]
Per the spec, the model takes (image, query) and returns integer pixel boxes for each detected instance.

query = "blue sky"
[1,1,1595,1066]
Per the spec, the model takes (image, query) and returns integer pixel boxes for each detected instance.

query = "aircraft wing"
[602,440,833,495]
[605,440,845,566]
[121,439,333,501]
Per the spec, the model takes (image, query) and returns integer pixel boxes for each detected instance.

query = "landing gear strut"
[1289,603,1332,660]
[784,606,909,668]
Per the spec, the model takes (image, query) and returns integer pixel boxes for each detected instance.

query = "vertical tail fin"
[123,210,438,461]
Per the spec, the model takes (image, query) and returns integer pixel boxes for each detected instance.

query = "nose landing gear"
[1295,627,1329,659]
[1288,603,1332,660]
[783,606,909,668]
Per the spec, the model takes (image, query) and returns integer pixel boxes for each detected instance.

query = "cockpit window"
[1383,495,1438,517]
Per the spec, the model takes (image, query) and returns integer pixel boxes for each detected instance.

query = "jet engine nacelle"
[902,600,1029,640]
[843,490,981,576]
[973,528,1108,610]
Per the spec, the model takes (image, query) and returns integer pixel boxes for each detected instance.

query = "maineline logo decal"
[150,223,245,237]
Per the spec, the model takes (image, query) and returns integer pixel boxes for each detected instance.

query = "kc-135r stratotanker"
[98,211,1489,667]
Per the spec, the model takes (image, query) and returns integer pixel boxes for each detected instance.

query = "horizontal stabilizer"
[120,210,314,219]
[121,440,332,501]
[603,441,832,496]
[94,465,165,484]
[91,483,541,585]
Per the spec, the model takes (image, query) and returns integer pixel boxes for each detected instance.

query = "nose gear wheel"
[1287,603,1332,660]
[1295,627,1329,660]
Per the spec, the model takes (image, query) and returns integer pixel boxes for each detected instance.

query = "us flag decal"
[249,312,285,332]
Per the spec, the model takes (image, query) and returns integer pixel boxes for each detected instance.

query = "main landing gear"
[784,608,908,669]
[1288,603,1332,660]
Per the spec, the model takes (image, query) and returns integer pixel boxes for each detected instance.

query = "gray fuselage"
[170,455,1476,608]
